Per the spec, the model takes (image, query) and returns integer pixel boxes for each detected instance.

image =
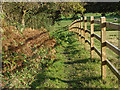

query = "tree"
[85,2,120,16]
[2,2,86,27]
[46,2,86,23]
[2,2,42,27]
[56,2,86,19]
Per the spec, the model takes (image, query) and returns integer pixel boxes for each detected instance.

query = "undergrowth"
[2,13,119,88]
[2,46,56,88]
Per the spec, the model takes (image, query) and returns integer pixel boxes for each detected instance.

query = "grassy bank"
[30,19,118,88]
[2,13,119,88]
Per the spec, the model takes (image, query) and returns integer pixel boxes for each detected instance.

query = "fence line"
[68,16,120,89]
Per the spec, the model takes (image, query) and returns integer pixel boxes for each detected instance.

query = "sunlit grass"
[2,12,119,88]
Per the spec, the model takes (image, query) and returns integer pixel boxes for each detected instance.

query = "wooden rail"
[94,20,100,24]
[106,22,120,30]
[106,41,120,56]
[70,19,120,30]
[85,29,91,34]
[94,33,101,41]
[86,40,91,45]
[68,16,120,89]
[94,46,101,57]
[106,59,120,80]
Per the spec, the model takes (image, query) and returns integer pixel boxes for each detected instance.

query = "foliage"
[2,13,119,88]
[2,2,86,27]
[2,46,55,88]
[85,2,120,17]
[2,2,51,28]
[2,1,119,88]
[2,2,41,25]
[2,50,27,75]
[56,2,86,19]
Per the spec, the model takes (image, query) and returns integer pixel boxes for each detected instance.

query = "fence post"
[78,19,81,41]
[72,22,75,32]
[101,17,106,81]
[118,79,120,90]
[81,17,84,45]
[84,16,87,50]
[77,22,79,40]
[90,16,94,59]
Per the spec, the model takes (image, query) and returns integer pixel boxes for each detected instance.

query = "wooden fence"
[68,16,120,88]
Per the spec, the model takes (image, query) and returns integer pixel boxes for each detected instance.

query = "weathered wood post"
[84,16,87,50]
[77,22,79,40]
[101,17,106,80]
[90,16,94,59]
[72,22,74,31]
[81,17,84,45]
[118,79,120,90]
[73,21,76,32]
[78,19,81,41]
[68,25,70,31]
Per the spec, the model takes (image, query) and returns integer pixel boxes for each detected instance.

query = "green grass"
[2,13,119,88]
[85,13,120,24]
[81,13,119,71]
[93,31,119,70]
[29,18,118,88]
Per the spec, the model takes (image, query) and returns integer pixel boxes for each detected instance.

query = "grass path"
[30,20,118,88]
[2,14,118,88]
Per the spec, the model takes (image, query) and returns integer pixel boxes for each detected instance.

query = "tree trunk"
[21,10,26,27]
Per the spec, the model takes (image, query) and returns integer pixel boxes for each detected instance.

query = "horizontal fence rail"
[106,41,120,56]
[94,46,101,57]
[68,16,120,89]
[86,40,91,45]
[106,59,120,80]
[70,20,120,30]
[94,33,101,42]
[85,29,91,34]
[106,22,120,30]
[94,20,100,24]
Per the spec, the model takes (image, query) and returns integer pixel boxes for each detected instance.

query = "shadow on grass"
[30,58,61,88]
[30,71,101,88]
[64,59,89,64]
[48,75,101,88]
[63,50,81,55]
[30,22,101,88]
[30,71,46,88]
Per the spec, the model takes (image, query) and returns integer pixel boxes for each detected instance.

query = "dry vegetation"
[2,25,56,85]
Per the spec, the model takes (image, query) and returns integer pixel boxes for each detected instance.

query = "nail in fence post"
[90,16,94,59]
[81,17,83,45]
[101,17,106,81]
[84,16,87,50]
